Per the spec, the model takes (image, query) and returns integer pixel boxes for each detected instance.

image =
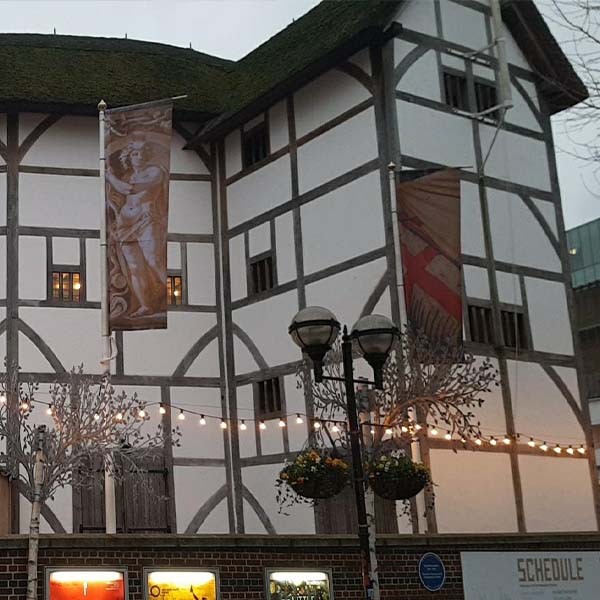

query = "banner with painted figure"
[48,570,125,600]
[105,100,172,331]
[395,168,462,344]
[461,552,600,599]
[146,571,217,600]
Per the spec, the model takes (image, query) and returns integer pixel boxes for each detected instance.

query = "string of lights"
[0,391,589,457]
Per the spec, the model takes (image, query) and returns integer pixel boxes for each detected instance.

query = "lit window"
[167,275,183,305]
[52,271,82,303]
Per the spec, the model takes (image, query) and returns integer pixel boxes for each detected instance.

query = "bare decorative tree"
[0,365,177,600]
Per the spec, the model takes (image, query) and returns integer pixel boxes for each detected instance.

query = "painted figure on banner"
[105,101,172,330]
[395,168,462,344]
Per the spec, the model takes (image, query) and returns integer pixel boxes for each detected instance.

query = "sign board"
[266,570,332,600]
[47,569,126,600]
[418,552,445,592]
[145,570,218,600]
[461,552,600,600]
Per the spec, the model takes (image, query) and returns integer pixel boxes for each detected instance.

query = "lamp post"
[289,307,398,600]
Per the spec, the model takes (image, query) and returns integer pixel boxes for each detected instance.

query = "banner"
[105,100,172,331]
[146,571,217,600]
[267,571,331,600]
[461,551,600,599]
[396,168,462,344]
[49,570,125,600]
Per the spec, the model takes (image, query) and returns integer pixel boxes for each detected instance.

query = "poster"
[146,570,217,600]
[396,169,462,344]
[48,570,125,600]
[105,100,172,331]
[461,552,600,600]
[267,571,331,600]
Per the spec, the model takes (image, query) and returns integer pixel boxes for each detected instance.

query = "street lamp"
[289,307,398,600]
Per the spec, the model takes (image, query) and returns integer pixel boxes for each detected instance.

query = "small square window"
[167,274,183,305]
[52,271,82,303]
[443,72,469,112]
[255,378,282,419]
[500,309,529,349]
[475,81,498,117]
[468,304,494,345]
[249,254,275,296]
[242,122,269,169]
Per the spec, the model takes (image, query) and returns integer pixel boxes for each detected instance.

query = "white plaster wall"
[19,113,49,144]
[393,39,417,65]
[533,198,558,235]
[0,236,6,299]
[431,450,518,533]
[519,455,596,531]
[496,270,521,305]
[348,48,371,76]
[229,234,247,302]
[227,155,291,228]
[274,211,296,285]
[525,278,573,355]
[396,101,475,168]
[464,264,490,300]
[508,361,584,444]
[305,258,388,328]
[248,222,271,257]
[480,126,551,191]
[501,22,531,70]
[174,465,228,533]
[123,313,218,376]
[19,236,46,300]
[233,290,299,367]
[53,237,79,265]
[243,463,315,534]
[167,242,181,270]
[269,100,289,153]
[20,173,99,229]
[301,172,385,275]
[553,366,582,410]
[297,108,378,195]
[186,337,220,378]
[440,0,489,51]
[470,357,507,435]
[169,181,213,235]
[398,50,442,102]
[171,386,224,459]
[395,1,437,36]
[236,385,257,459]
[590,399,600,425]
[20,115,97,169]
[486,188,561,272]
[506,84,543,133]
[21,491,72,535]
[85,238,100,302]
[20,307,100,372]
[225,130,242,177]
[0,173,6,226]
[233,333,262,375]
[187,242,215,305]
[19,332,54,372]
[283,375,309,453]
[294,69,371,139]
[171,131,209,175]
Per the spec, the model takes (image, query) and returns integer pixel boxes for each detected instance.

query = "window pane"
[72,273,81,302]
[62,272,71,302]
[174,276,182,305]
[167,276,173,305]
[52,272,61,301]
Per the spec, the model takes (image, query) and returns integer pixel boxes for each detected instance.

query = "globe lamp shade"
[350,314,399,389]
[289,307,340,381]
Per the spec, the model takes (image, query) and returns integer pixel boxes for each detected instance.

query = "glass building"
[567,217,600,287]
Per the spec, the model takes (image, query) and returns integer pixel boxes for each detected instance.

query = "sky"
[0,0,595,229]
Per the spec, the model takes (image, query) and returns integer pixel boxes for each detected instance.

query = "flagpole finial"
[98,99,107,112]
[387,162,396,172]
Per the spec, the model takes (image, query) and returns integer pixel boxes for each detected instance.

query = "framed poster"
[266,569,333,600]
[46,568,126,600]
[144,569,219,600]
[461,552,600,599]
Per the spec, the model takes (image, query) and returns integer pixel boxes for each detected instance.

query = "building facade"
[0,0,598,538]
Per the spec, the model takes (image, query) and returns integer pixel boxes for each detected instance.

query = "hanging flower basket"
[368,454,431,501]
[277,449,350,501]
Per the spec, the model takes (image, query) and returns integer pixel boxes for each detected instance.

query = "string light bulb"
[567,446,574,455]
[528,438,536,448]
[553,445,562,454]
[220,419,227,430]
[503,436,511,445]
[475,437,483,446]
[578,445,586,455]
[332,423,340,433]
[460,437,467,443]
[444,432,452,441]
[414,423,422,431]
[199,415,206,426]
[401,425,409,433]
[239,420,247,431]
[115,412,123,421]
[540,442,548,452]
[178,410,185,421]
[296,414,303,425]
[313,420,321,430]
[138,409,146,419]
[159,404,166,415]
[278,418,286,428]
[260,421,267,430]
[489,437,497,446]
[93,413,100,421]
[46,405,54,416]
[20,401,29,412]
[430,427,438,436]
[0,393,6,404]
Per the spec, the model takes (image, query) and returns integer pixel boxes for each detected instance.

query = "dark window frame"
[467,301,495,345]
[443,67,499,120]
[247,250,277,297]
[241,120,270,170]
[167,270,186,307]
[254,377,284,421]
[500,304,530,350]
[50,265,84,304]
[443,69,470,112]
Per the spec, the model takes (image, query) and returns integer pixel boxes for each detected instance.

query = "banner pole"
[98,99,117,534]
[387,163,427,533]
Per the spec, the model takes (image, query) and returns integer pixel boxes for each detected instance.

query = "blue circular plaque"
[418,552,445,592]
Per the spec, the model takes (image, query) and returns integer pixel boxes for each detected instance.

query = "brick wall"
[0,533,599,599]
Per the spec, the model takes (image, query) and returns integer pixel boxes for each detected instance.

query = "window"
[443,72,469,111]
[475,81,498,117]
[167,274,183,305]
[249,254,275,295]
[255,377,282,419]
[468,304,494,345]
[52,271,82,303]
[242,122,269,168]
[500,308,529,349]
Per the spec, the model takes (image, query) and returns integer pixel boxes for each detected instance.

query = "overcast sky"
[0,0,596,229]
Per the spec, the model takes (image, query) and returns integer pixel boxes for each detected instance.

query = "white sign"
[461,552,600,600]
